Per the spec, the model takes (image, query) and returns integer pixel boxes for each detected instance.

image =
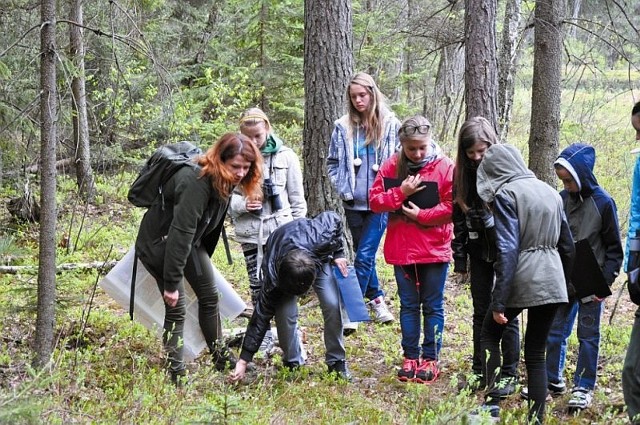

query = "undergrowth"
[1,94,639,423]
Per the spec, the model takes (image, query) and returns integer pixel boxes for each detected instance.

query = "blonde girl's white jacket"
[229,145,307,246]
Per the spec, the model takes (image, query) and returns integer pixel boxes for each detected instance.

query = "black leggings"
[148,245,222,373]
[481,303,560,424]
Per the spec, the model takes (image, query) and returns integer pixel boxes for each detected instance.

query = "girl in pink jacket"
[370,115,454,384]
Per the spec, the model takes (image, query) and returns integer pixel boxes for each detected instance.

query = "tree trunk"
[70,0,95,201]
[569,0,581,38]
[430,44,465,142]
[259,0,267,110]
[303,0,352,216]
[497,0,522,143]
[464,0,499,130]
[34,0,58,369]
[528,0,565,184]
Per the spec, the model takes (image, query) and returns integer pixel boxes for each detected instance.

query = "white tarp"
[99,247,246,361]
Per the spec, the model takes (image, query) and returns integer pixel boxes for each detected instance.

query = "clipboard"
[332,265,371,322]
[571,239,612,302]
[382,177,439,209]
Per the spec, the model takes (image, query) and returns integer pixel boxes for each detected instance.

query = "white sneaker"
[567,387,592,411]
[368,296,394,323]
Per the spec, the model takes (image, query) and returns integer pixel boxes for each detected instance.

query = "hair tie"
[239,114,269,125]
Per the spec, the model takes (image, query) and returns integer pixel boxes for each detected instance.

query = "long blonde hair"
[346,72,388,148]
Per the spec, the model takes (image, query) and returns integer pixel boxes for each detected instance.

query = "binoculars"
[263,178,282,211]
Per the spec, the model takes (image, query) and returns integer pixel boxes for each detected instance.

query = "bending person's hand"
[228,359,248,383]
[333,258,349,277]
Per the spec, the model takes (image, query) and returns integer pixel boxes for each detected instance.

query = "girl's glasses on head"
[400,125,430,136]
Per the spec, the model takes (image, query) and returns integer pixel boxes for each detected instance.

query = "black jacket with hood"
[239,211,345,362]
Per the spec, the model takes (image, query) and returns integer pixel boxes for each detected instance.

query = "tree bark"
[464,0,499,130]
[303,0,352,216]
[497,0,522,143]
[34,0,58,369]
[70,0,95,201]
[528,0,566,184]
[430,44,465,142]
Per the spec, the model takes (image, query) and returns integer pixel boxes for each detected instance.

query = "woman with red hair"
[134,132,263,385]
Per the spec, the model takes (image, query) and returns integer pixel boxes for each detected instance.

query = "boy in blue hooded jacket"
[541,143,623,412]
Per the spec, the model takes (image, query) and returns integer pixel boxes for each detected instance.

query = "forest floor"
[0,201,637,424]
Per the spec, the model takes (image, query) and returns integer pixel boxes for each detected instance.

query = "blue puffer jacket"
[555,143,623,285]
[626,152,640,272]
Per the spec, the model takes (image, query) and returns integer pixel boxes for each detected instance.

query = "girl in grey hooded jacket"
[474,144,574,423]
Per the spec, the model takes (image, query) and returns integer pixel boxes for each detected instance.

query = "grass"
[0,210,636,424]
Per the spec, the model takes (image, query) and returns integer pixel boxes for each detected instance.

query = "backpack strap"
[221,226,233,265]
[130,250,138,320]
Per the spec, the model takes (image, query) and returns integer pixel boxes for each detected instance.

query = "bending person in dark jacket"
[135,133,263,384]
[474,144,575,424]
[228,211,352,382]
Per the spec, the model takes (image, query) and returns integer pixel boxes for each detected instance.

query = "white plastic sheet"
[99,247,246,361]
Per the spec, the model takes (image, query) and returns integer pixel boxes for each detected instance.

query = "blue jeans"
[546,298,602,389]
[345,210,387,301]
[273,262,345,366]
[394,263,447,360]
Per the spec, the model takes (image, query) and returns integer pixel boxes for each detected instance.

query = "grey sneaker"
[258,329,275,356]
[567,387,593,411]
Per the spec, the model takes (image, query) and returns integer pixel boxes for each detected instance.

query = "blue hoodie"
[554,143,623,285]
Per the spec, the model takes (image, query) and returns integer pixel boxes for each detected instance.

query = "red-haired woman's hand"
[492,311,508,324]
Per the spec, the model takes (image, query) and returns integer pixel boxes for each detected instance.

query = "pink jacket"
[370,153,454,265]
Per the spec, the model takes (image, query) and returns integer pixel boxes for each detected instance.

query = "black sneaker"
[521,381,566,400]
[327,360,352,382]
[169,369,187,387]
[488,377,517,399]
[468,403,500,422]
[212,342,238,371]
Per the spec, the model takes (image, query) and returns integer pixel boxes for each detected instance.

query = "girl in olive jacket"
[135,133,263,383]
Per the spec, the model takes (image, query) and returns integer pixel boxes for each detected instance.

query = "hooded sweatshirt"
[476,144,574,311]
[554,143,623,285]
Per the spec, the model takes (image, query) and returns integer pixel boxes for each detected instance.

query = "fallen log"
[0,260,118,275]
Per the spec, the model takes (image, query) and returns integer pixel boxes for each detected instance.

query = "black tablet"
[571,239,612,302]
[382,177,439,209]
